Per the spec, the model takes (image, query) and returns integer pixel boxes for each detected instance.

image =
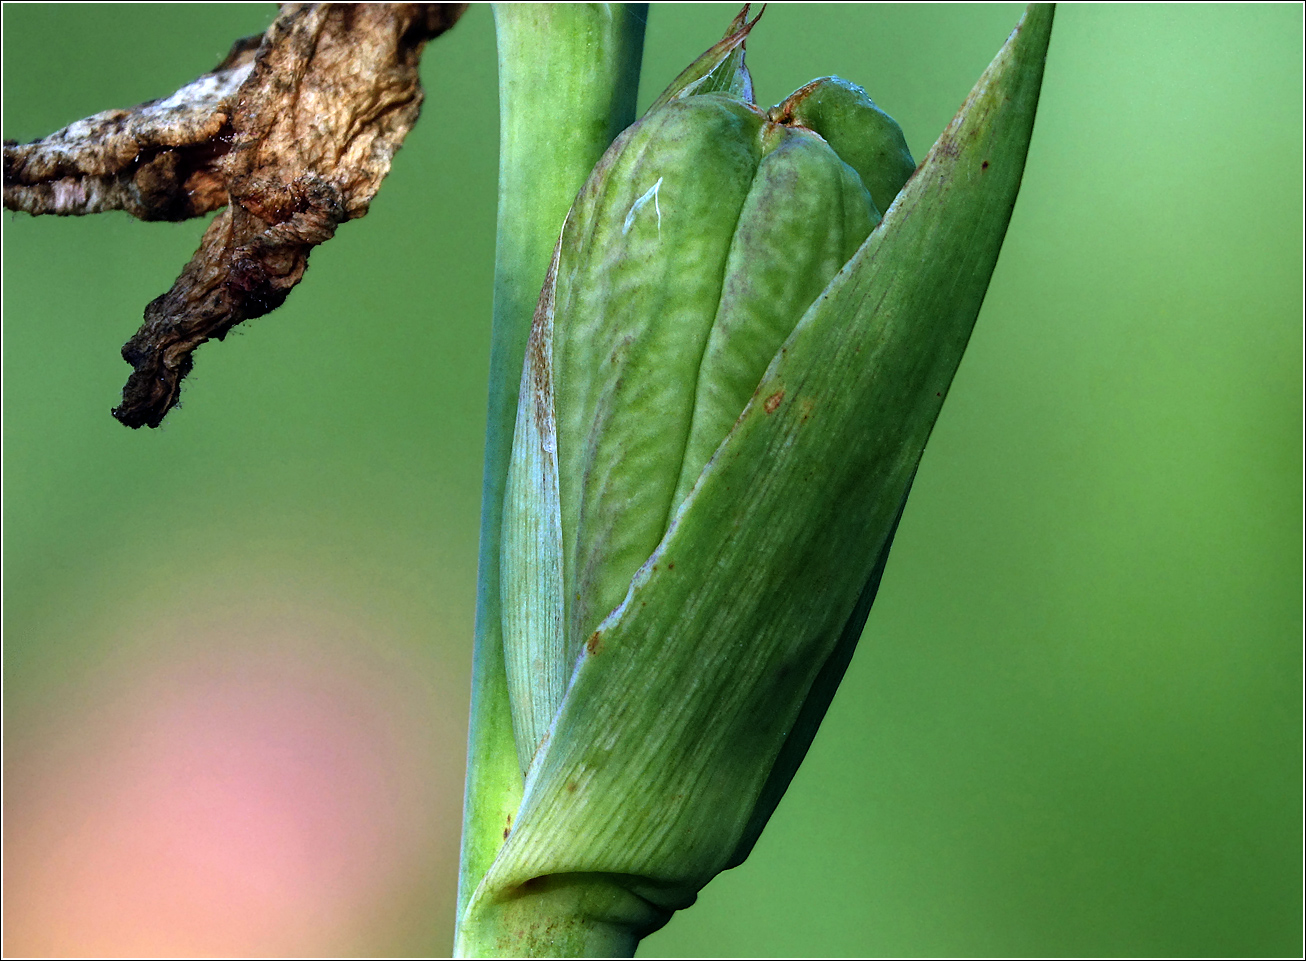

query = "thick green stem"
[457,4,646,955]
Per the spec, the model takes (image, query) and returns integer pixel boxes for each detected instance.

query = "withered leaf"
[3,33,260,222]
[2,2,467,428]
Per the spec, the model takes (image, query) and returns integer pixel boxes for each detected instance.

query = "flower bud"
[502,14,920,775]
[463,5,1055,953]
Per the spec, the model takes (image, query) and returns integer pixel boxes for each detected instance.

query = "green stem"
[457,4,646,955]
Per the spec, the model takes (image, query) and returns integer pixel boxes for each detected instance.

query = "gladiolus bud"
[460,6,1054,956]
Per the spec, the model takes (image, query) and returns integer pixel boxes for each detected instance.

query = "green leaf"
[501,238,569,775]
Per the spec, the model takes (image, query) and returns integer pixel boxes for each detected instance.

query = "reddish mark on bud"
[764,390,785,414]
[586,632,603,655]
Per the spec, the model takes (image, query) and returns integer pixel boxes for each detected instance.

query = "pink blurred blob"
[4,602,466,956]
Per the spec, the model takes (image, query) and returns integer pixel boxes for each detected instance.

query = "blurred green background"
[2,4,1300,957]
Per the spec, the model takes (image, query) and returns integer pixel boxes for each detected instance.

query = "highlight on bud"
[461,5,1054,955]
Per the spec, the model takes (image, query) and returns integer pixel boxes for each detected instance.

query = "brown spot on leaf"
[981,160,989,170]
[586,631,603,655]
[526,239,561,442]
[4,3,468,428]
[763,389,784,414]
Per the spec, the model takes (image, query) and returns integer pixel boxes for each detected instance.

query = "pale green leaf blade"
[501,238,569,775]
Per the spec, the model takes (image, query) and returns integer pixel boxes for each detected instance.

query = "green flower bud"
[462,5,1055,955]
[501,14,919,777]
[770,76,918,219]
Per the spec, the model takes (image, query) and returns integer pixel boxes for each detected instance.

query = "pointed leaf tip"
[647,4,763,111]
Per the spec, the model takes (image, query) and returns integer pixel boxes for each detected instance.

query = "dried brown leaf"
[3,34,259,221]
[2,2,468,428]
